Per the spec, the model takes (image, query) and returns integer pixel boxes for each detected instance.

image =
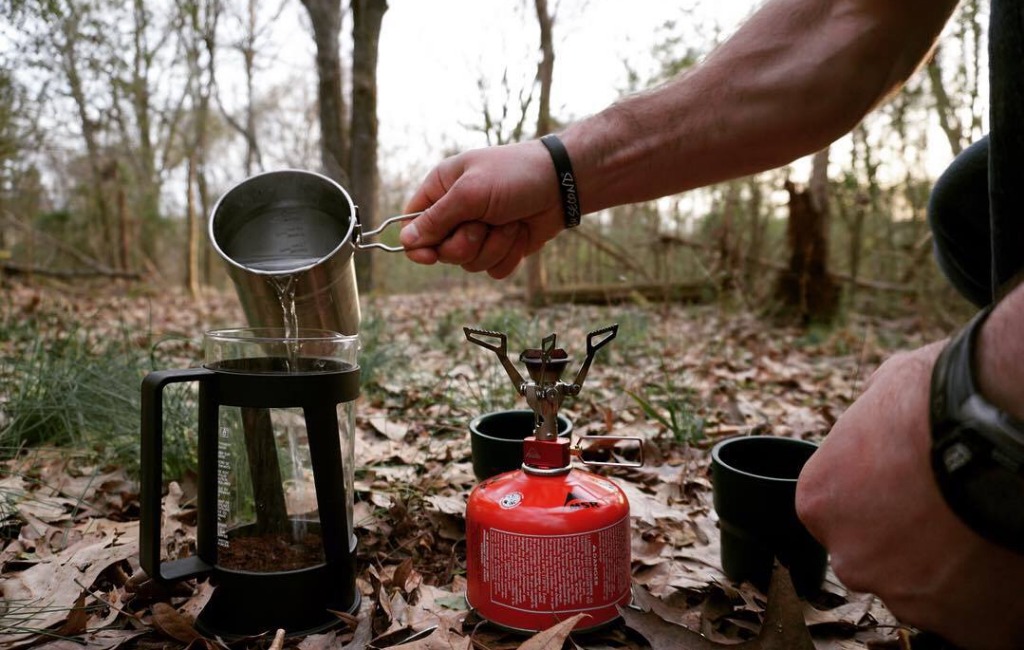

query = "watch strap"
[930,304,1024,553]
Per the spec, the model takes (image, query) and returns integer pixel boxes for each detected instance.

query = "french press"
[140,328,360,637]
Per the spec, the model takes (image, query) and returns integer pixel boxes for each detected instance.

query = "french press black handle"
[140,368,216,583]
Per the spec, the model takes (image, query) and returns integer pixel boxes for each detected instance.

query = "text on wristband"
[560,172,580,220]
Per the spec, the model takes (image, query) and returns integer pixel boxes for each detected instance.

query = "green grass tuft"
[0,313,197,480]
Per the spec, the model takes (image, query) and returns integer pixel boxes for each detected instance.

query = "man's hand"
[399,140,565,279]
[796,342,1024,650]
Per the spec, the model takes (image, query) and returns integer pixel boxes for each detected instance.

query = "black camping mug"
[710,435,827,595]
[140,328,361,637]
[470,409,572,481]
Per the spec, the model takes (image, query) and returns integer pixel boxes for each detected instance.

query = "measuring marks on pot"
[226,205,344,274]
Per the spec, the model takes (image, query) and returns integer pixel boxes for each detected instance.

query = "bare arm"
[976,281,1024,421]
[400,0,960,277]
[565,0,960,210]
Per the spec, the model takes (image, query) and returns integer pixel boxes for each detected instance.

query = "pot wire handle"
[354,212,422,252]
[573,434,645,468]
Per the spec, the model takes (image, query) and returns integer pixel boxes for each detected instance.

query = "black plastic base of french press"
[194,548,360,639]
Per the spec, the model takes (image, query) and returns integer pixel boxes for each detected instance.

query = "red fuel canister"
[466,457,632,632]
[461,324,640,632]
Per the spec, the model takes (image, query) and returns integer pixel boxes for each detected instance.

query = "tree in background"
[0,64,45,272]
[181,0,222,298]
[299,0,350,188]
[350,0,388,291]
[0,0,993,313]
[526,0,556,307]
[300,0,387,291]
[218,0,287,178]
[774,150,840,324]
[9,0,192,279]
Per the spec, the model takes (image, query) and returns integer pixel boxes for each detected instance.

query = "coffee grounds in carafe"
[217,530,325,572]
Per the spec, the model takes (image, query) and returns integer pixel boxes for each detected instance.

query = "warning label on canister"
[478,515,630,613]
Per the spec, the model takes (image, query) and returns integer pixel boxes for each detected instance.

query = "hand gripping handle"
[140,368,216,583]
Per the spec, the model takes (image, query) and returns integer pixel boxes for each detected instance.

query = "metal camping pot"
[209,169,413,335]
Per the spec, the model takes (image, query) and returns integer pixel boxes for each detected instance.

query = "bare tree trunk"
[926,49,966,157]
[716,181,741,291]
[196,1,218,289]
[301,0,350,187]
[528,0,556,307]
[216,0,278,177]
[239,0,278,174]
[743,175,765,293]
[852,124,879,294]
[130,0,158,216]
[773,148,839,324]
[182,0,219,292]
[186,156,201,298]
[350,0,387,291]
[199,157,214,283]
[808,147,829,214]
[242,0,261,175]
[117,180,130,273]
[125,0,169,267]
[57,15,116,268]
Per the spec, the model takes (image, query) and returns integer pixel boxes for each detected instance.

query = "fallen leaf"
[619,607,721,650]
[392,558,419,594]
[54,592,90,637]
[150,602,201,644]
[754,564,815,650]
[623,564,814,650]
[296,632,344,650]
[610,478,689,524]
[370,416,410,442]
[0,527,139,646]
[423,495,465,517]
[512,613,586,650]
[804,593,876,631]
[27,629,146,650]
[178,580,216,621]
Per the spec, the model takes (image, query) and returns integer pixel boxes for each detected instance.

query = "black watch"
[929,304,1024,554]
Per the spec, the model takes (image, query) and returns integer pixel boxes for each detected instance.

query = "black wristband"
[540,134,582,228]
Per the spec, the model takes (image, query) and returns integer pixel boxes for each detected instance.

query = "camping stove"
[462,324,642,632]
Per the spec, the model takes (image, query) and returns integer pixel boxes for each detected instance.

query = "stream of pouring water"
[233,255,311,370]
[266,273,310,541]
[228,259,313,541]
[266,273,300,371]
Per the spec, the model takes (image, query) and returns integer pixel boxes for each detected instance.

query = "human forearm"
[562,0,958,213]
[976,281,1024,421]
[397,0,959,278]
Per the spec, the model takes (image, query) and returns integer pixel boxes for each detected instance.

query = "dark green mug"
[710,435,827,595]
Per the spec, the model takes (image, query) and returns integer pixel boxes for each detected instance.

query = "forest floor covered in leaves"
[0,280,952,649]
